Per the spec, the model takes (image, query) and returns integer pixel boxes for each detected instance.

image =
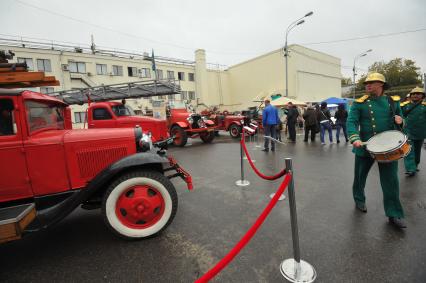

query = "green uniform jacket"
[401,100,426,140]
[347,94,402,157]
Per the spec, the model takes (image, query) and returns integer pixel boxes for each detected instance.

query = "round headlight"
[139,133,153,152]
[187,117,194,124]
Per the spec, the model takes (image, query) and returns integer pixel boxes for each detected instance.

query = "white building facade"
[1,39,341,126]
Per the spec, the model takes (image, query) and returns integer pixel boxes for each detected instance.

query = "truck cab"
[87,101,169,142]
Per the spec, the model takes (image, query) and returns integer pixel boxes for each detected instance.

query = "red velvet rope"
[194,173,292,283]
[240,139,287,180]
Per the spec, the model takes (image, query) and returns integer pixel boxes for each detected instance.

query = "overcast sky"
[1,0,426,80]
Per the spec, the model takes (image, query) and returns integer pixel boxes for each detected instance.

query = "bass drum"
[365,130,411,162]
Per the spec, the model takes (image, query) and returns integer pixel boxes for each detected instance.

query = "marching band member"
[347,73,406,229]
[401,86,426,176]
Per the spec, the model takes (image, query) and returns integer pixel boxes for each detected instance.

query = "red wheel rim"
[115,185,165,229]
[231,127,239,136]
[172,128,182,144]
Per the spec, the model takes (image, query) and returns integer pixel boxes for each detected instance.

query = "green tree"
[356,58,421,90]
[341,77,352,86]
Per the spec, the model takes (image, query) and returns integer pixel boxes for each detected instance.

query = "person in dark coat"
[303,106,318,142]
[317,102,333,145]
[335,104,349,143]
[286,102,299,142]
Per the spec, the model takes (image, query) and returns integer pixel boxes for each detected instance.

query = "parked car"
[0,89,192,244]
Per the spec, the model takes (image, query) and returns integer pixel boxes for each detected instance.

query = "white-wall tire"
[102,170,177,239]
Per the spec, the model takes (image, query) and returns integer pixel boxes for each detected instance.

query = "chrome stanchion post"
[236,128,250,187]
[280,158,316,282]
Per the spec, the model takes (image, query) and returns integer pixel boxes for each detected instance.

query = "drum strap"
[387,96,402,132]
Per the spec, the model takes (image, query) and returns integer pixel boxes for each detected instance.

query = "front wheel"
[229,124,241,139]
[102,170,178,240]
[200,131,215,143]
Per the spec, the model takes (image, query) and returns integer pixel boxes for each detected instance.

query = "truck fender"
[175,121,188,128]
[35,152,169,230]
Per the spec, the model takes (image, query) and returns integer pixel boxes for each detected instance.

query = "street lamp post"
[284,11,313,97]
[352,49,372,99]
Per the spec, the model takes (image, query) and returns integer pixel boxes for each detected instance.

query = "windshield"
[111,105,135,116]
[25,100,65,133]
[168,101,187,109]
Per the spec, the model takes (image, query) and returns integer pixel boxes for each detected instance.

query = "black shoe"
[303,139,308,142]
[355,203,367,213]
[337,140,340,143]
[262,148,269,152]
[405,172,416,177]
[416,168,419,172]
[271,148,275,152]
[389,217,407,229]
[345,139,349,142]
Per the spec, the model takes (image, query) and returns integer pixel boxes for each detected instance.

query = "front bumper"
[164,156,193,190]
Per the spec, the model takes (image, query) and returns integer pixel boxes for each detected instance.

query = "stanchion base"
[235,180,250,187]
[280,259,317,283]
[270,193,286,201]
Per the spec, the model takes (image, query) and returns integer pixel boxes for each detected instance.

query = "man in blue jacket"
[262,99,280,152]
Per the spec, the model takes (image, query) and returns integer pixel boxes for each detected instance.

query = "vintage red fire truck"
[0,51,192,244]
[166,101,216,147]
[86,101,169,142]
[201,108,259,138]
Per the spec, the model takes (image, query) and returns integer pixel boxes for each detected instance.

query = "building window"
[168,94,175,101]
[188,91,196,100]
[156,69,163,79]
[37,59,52,72]
[178,72,185,81]
[93,108,112,120]
[74,112,87,123]
[69,61,86,73]
[40,87,54,94]
[140,68,151,78]
[188,73,195,81]
[96,64,107,75]
[112,65,123,76]
[180,91,187,100]
[17,58,34,70]
[167,70,174,79]
[128,67,138,77]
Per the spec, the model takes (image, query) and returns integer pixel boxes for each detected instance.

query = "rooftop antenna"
[90,34,96,54]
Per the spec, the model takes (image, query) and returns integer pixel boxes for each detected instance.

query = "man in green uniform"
[401,86,426,176]
[347,73,406,229]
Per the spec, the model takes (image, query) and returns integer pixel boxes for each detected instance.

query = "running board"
[0,203,36,244]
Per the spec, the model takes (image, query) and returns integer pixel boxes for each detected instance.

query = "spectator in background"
[303,106,318,142]
[262,99,280,152]
[317,102,334,145]
[0,108,13,135]
[286,102,299,143]
[335,104,349,143]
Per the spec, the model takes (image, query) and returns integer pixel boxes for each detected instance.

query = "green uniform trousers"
[352,155,404,218]
[404,139,424,172]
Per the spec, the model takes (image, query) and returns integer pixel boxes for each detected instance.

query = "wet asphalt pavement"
[0,131,425,283]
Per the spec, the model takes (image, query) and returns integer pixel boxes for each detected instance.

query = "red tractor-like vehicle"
[86,101,169,142]
[202,107,259,138]
[0,51,192,244]
[166,101,216,147]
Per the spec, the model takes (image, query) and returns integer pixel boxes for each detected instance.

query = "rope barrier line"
[195,173,292,283]
[241,139,287,180]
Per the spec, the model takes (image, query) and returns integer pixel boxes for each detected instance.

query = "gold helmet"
[363,72,389,89]
[409,86,425,96]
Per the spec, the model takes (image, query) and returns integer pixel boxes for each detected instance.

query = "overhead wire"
[11,0,426,56]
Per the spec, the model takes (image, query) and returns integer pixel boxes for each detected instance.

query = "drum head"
[366,131,407,153]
